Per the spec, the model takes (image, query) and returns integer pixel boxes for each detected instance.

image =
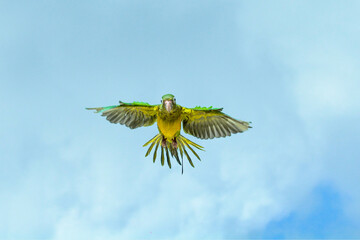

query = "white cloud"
[293,49,360,120]
[229,0,360,236]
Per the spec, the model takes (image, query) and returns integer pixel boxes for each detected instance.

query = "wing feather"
[215,118,231,137]
[212,120,224,137]
[182,107,251,139]
[87,102,158,129]
[208,125,215,139]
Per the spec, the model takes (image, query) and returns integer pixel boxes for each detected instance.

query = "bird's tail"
[142,134,204,173]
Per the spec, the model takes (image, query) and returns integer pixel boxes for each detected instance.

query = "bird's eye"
[174,98,176,101]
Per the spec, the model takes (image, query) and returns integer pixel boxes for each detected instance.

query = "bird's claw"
[161,138,167,148]
[172,139,178,149]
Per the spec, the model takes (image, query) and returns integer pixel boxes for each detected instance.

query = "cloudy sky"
[1,0,360,239]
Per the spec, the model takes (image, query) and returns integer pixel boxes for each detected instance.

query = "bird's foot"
[161,137,167,148]
[172,138,178,149]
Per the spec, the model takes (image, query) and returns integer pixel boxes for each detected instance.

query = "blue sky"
[1,0,360,239]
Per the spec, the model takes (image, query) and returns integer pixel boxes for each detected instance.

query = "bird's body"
[157,105,182,142]
[87,94,251,173]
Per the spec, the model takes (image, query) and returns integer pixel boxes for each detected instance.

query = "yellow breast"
[157,116,182,141]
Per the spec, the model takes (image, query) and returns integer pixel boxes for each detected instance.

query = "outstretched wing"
[182,106,251,139]
[87,101,159,129]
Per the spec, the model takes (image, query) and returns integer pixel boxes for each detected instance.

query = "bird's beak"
[164,100,173,112]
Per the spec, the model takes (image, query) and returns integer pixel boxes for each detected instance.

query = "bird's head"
[161,94,176,112]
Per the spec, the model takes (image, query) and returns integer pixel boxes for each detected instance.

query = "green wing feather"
[86,101,159,129]
[182,106,251,139]
[192,106,223,111]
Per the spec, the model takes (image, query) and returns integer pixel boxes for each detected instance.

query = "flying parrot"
[87,94,251,173]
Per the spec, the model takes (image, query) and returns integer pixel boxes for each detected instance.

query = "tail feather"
[169,144,181,166]
[145,135,160,157]
[143,134,204,173]
[165,145,171,168]
[143,134,161,147]
[161,145,165,166]
[175,142,184,174]
[180,136,204,150]
[182,147,195,168]
[153,137,161,163]
[177,141,184,159]
[178,137,201,161]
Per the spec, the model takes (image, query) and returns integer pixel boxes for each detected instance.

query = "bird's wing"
[181,106,251,139]
[87,101,158,129]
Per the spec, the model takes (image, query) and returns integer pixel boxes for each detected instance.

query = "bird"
[87,94,251,173]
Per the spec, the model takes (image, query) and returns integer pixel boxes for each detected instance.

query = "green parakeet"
[87,94,251,173]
